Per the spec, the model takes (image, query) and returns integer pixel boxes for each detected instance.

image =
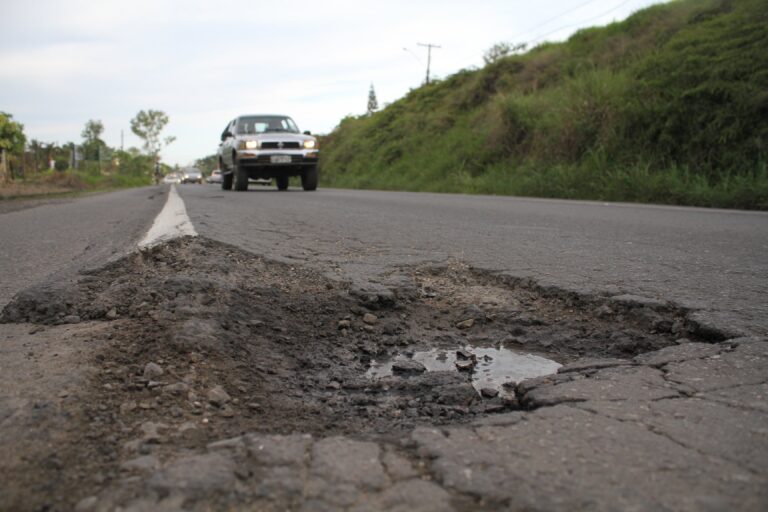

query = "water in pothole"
[366,345,562,396]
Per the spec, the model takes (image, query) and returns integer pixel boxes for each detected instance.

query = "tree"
[0,112,26,182]
[367,84,379,115]
[483,42,527,65]
[130,109,176,159]
[0,112,25,154]
[81,119,104,145]
[81,119,106,161]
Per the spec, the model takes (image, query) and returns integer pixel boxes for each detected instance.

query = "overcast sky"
[1,0,663,166]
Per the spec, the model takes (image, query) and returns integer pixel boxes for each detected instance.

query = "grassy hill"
[319,0,768,209]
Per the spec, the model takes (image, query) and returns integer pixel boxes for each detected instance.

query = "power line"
[517,0,604,40]
[529,0,638,45]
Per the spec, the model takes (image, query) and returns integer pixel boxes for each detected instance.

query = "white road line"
[138,185,197,249]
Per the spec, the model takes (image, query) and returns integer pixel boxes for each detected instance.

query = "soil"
[0,237,705,511]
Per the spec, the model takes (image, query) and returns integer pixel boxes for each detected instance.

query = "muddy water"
[366,346,561,396]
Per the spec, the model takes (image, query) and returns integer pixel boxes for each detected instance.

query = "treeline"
[0,110,174,195]
[320,0,768,209]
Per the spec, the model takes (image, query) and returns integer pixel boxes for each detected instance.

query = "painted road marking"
[138,185,197,249]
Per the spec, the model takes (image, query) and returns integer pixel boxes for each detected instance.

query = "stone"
[392,360,427,375]
[456,318,475,330]
[363,313,379,325]
[207,385,231,406]
[106,308,118,320]
[455,359,476,371]
[140,421,165,443]
[338,319,352,329]
[480,387,500,398]
[456,348,476,361]
[143,362,164,379]
[62,315,81,324]
[163,382,190,395]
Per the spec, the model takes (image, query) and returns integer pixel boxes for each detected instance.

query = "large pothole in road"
[2,236,702,442]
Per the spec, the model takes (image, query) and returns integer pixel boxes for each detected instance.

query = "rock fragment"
[392,360,427,375]
[143,362,164,379]
[455,359,476,372]
[363,313,379,325]
[207,385,231,407]
[456,318,475,330]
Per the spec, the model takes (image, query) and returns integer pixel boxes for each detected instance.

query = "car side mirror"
[303,130,311,135]
[221,131,232,141]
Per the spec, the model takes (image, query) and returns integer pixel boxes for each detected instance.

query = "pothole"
[0,236,707,443]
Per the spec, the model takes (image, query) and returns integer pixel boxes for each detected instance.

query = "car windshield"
[235,116,299,135]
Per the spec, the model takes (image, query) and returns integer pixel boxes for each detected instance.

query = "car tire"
[301,166,318,191]
[222,172,233,190]
[234,164,249,191]
[276,176,289,191]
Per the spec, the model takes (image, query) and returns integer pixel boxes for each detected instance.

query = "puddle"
[366,346,561,396]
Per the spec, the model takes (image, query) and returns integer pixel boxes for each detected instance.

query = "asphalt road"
[178,185,768,336]
[0,187,165,308]
[1,184,766,510]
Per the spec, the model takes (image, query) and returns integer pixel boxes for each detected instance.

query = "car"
[217,114,319,192]
[163,173,181,184]
[181,167,203,184]
[207,169,222,184]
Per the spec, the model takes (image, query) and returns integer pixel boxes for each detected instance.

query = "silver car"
[217,114,319,192]
[207,169,222,184]
[181,167,203,184]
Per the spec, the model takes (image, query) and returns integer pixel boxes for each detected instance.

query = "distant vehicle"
[163,173,181,184]
[181,167,203,184]
[218,114,319,192]
[207,169,222,184]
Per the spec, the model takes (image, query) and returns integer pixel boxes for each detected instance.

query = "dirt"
[0,236,707,511]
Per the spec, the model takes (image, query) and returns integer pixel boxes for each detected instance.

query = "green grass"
[319,0,768,209]
[0,169,151,201]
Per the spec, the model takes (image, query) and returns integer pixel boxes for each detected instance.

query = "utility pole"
[417,42,441,84]
[121,129,124,151]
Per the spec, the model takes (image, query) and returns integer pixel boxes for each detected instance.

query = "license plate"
[270,155,291,164]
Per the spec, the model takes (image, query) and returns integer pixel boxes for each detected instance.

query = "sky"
[1,0,664,166]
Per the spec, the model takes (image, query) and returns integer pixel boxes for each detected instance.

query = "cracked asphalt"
[0,185,766,511]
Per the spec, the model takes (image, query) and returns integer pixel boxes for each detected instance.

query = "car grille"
[260,141,301,149]
[254,155,304,164]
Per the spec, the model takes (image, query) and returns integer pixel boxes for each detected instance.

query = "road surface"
[0,185,766,511]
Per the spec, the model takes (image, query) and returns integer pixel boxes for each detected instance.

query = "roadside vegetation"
[320,0,768,209]
[0,111,174,200]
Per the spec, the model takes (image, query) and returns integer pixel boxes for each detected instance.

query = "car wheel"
[234,164,249,191]
[222,172,233,190]
[301,166,318,191]
[276,176,289,191]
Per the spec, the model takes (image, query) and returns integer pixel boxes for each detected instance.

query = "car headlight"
[303,140,317,149]
[240,140,258,150]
